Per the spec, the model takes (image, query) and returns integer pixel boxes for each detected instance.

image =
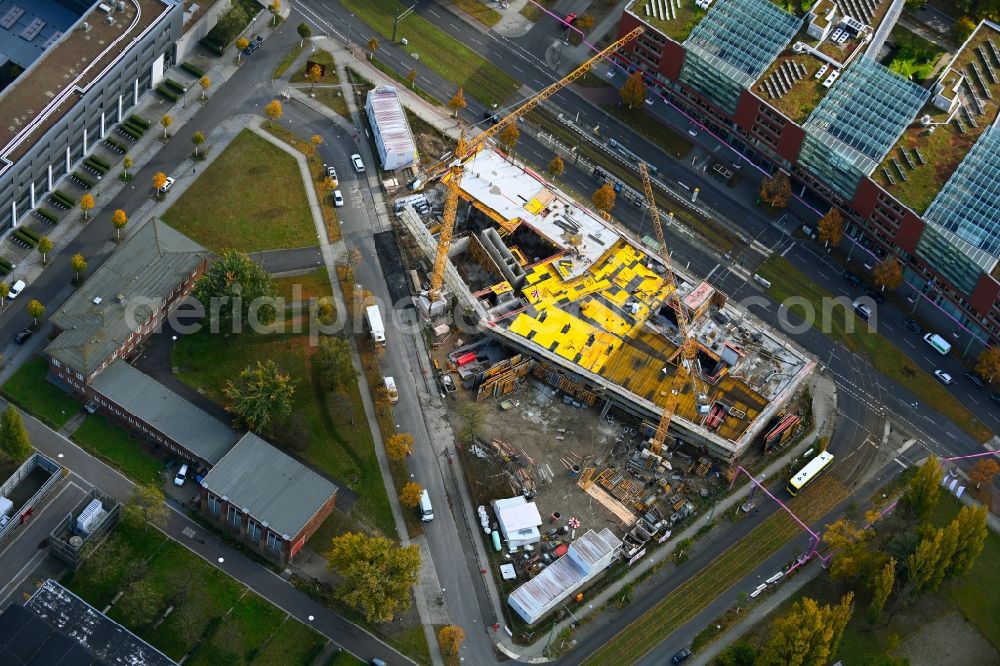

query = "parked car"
[333,190,344,207]
[159,176,175,193]
[439,374,457,394]
[7,279,26,300]
[13,328,31,344]
[351,154,365,173]
[174,463,189,487]
[853,302,872,322]
[325,164,337,180]
[902,318,921,334]
[934,370,953,385]
[864,287,885,304]
[843,271,861,288]
[672,647,693,664]
[482,110,500,125]
[965,372,985,390]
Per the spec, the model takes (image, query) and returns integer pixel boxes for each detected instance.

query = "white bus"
[787,451,834,496]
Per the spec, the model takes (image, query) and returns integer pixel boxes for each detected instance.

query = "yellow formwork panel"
[580,298,630,338]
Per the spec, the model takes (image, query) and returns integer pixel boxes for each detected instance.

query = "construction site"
[387,28,816,627]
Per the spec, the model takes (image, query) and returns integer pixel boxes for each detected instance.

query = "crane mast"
[638,162,701,455]
[425,27,644,303]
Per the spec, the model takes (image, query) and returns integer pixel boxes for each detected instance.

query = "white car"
[934,370,953,385]
[159,176,175,193]
[333,190,344,207]
[7,279,25,300]
[351,154,365,173]
[174,463,189,487]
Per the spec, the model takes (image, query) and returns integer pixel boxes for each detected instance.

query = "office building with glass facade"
[617,2,1000,352]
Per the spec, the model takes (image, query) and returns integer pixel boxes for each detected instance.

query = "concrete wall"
[175,0,240,63]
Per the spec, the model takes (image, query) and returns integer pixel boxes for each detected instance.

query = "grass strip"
[341,0,519,107]
[585,476,848,664]
[371,57,443,107]
[274,43,306,79]
[451,0,501,26]
[71,414,164,486]
[2,356,80,430]
[757,255,993,442]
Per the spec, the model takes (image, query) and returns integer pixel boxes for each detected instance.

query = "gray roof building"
[90,360,238,466]
[21,579,176,666]
[46,219,209,377]
[201,432,338,539]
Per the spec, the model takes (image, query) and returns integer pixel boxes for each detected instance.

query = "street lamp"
[96,174,102,198]
[171,334,177,349]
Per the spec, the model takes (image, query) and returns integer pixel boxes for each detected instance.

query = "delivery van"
[923,332,952,355]
[419,489,434,522]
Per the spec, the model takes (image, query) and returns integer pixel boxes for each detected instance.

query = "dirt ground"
[459,377,631,534]
[897,610,1000,666]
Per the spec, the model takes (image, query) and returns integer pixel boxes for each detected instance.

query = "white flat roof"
[366,86,416,160]
[494,497,542,532]
[460,149,619,278]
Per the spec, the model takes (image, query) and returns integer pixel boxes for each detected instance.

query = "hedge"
[122,119,146,135]
[13,230,39,247]
[34,209,59,224]
[88,154,111,169]
[83,158,108,175]
[0,258,11,275]
[19,226,41,243]
[51,191,74,208]
[180,62,205,77]
[127,115,151,130]
[72,172,95,188]
[104,138,127,152]
[199,37,225,57]
[163,78,186,95]
[155,86,180,102]
[117,126,140,140]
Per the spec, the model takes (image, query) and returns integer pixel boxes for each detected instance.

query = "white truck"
[383,376,399,404]
[365,305,385,346]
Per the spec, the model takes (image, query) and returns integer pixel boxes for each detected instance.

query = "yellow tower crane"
[423,26,644,304]
[638,161,703,456]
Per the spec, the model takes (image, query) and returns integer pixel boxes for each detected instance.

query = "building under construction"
[399,147,814,462]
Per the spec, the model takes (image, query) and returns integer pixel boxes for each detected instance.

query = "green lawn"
[371,57,443,107]
[341,0,519,107]
[65,521,325,664]
[273,43,306,79]
[603,104,693,159]
[72,414,164,485]
[173,328,395,537]
[293,49,339,84]
[273,267,333,302]
[162,130,315,252]
[313,88,352,120]
[451,0,500,26]
[757,255,993,442]
[1,356,80,429]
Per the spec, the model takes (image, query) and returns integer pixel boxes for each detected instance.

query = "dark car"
[966,372,986,390]
[13,328,31,344]
[482,109,500,125]
[864,287,885,304]
[902,318,921,334]
[672,647,693,664]
[843,271,861,288]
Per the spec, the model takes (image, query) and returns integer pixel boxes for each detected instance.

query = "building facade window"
[227,505,241,527]
[266,532,281,552]
[207,493,220,514]
[247,519,261,542]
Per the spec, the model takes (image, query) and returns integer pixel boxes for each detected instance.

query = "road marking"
[428,8,440,16]
[818,271,829,280]
[512,64,526,75]
[893,457,908,468]
[946,431,957,440]
[905,339,916,349]
[0,548,49,602]
[969,396,980,405]
[705,263,720,280]
[991,413,1000,425]
[449,22,460,31]
[420,76,432,84]
[882,323,893,332]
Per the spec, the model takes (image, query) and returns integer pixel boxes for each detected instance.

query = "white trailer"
[366,305,386,345]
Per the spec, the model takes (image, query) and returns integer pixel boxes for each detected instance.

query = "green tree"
[0,406,32,462]
[869,557,896,623]
[817,208,844,247]
[823,517,877,585]
[313,336,356,391]
[123,483,169,533]
[0,282,9,307]
[27,299,44,326]
[191,130,206,157]
[71,253,87,282]
[592,181,617,218]
[407,68,417,89]
[907,529,942,593]
[306,63,322,91]
[760,172,791,208]
[265,99,283,127]
[367,36,379,60]
[928,519,960,591]
[326,532,421,623]
[198,75,211,100]
[620,70,647,109]
[455,403,483,443]
[36,235,53,264]
[122,155,133,180]
[194,249,278,329]
[548,155,565,180]
[438,625,465,655]
[223,360,295,433]
[715,642,757,666]
[160,114,172,139]
[297,22,311,47]
[119,580,160,627]
[950,504,988,576]
[954,16,976,43]
[898,455,942,523]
